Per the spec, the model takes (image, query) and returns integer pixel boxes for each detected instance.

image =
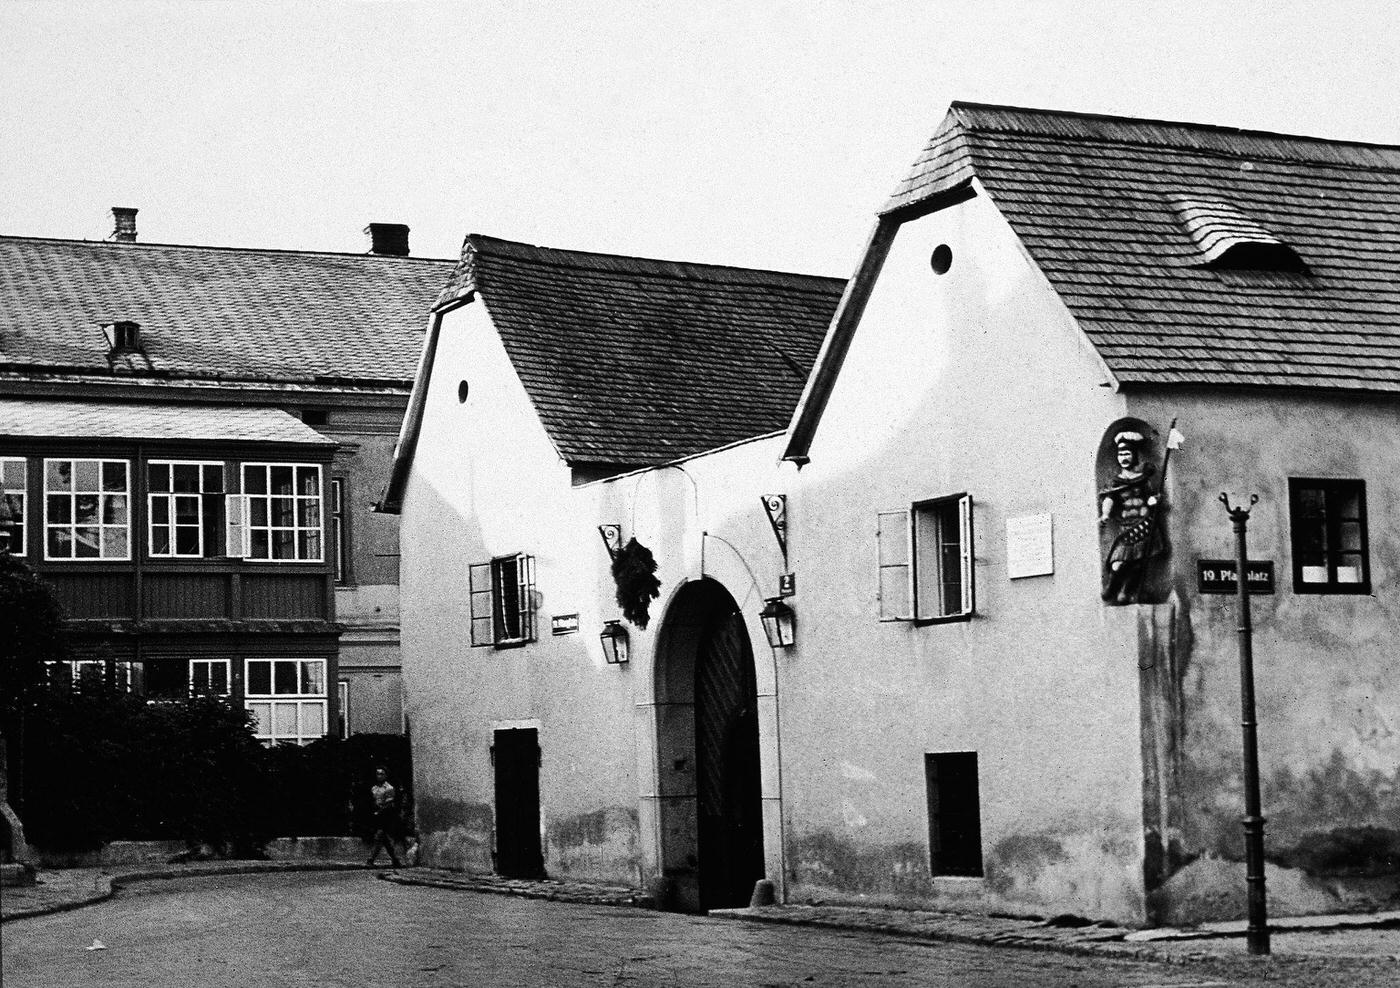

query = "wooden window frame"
[243,658,329,745]
[43,458,131,561]
[1288,478,1371,594]
[188,658,232,697]
[468,553,538,648]
[330,476,352,584]
[1,456,27,556]
[877,494,975,624]
[148,460,224,559]
[239,463,325,563]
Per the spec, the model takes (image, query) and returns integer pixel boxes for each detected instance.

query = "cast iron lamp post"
[1219,492,1270,955]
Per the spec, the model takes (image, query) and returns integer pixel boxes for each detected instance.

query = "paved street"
[0,871,1391,987]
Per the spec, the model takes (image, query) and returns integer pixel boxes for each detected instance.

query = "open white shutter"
[224,493,248,558]
[468,562,494,646]
[876,510,913,621]
[959,495,974,616]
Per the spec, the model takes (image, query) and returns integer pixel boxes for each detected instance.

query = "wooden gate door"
[695,607,764,910]
[493,727,545,879]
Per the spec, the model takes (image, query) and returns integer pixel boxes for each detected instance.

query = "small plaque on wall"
[1006,513,1054,579]
[551,613,580,635]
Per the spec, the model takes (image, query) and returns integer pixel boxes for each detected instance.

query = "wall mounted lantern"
[759,597,796,649]
[599,620,630,665]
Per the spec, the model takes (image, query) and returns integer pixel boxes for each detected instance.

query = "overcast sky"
[3,1,1398,277]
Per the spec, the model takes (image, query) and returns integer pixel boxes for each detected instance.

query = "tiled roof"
[887,103,1400,392]
[0,398,333,444]
[0,237,454,385]
[446,235,846,465]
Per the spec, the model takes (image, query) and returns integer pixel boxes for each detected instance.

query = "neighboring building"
[388,106,1400,926]
[0,214,453,740]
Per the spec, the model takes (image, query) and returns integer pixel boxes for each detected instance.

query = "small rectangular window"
[913,495,974,621]
[189,658,232,696]
[1,457,27,555]
[330,477,348,583]
[1289,479,1370,594]
[926,751,983,877]
[44,458,130,560]
[877,495,974,623]
[468,553,537,647]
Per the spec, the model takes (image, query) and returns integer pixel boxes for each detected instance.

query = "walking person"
[366,766,402,868]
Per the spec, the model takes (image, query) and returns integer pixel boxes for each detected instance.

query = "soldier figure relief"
[1099,429,1167,604]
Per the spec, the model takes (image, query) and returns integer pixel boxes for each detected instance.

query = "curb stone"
[0,861,371,923]
[381,870,655,910]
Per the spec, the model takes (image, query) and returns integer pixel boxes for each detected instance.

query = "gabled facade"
[0,219,454,739]
[392,107,1400,927]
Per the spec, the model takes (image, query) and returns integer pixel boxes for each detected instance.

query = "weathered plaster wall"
[1127,388,1400,922]
[789,190,1147,923]
[399,300,793,890]
[400,298,641,879]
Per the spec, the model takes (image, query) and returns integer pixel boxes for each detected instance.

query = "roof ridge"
[463,233,846,290]
[0,234,456,264]
[949,101,1400,156]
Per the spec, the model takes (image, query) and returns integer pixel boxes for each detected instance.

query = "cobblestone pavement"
[3,870,1394,987]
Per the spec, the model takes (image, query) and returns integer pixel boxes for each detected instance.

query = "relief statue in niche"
[1099,427,1170,604]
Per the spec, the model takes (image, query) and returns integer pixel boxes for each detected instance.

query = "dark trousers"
[368,810,400,865]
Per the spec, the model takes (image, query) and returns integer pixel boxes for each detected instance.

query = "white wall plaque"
[1006,513,1054,579]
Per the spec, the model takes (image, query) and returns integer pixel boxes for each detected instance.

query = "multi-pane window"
[244,658,328,744]
[189,658,231,696]
[44,458,130,560]
[1,457,26,554]
[468,553,537,646]
[240,464,323,561]
[330,477,347,582]
[1289,479,1370,594]
[148,461,224,558]
[877,494,974,622]
[47,659,138,692]
[926,752,983,877]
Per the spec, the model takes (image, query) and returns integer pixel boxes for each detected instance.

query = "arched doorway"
[653,578,765,911]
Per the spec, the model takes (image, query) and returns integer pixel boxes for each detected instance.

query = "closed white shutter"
[876,510,912,621]
[224,494,248,558]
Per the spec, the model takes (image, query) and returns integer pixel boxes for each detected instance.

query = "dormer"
[1168,195,1308,272]
[102,320,143,355]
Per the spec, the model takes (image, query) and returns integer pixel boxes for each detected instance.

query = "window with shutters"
[926,751,983,877]
[148,461,224,557]
[877,494,974,623]
[1289,478,1370,594]
[468,553,537,647]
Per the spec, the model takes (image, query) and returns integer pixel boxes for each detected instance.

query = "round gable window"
[930,244,953,275]
[457,380,469,403]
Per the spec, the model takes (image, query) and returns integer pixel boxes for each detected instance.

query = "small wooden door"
[493,728,544,878]
[695,608,764,910]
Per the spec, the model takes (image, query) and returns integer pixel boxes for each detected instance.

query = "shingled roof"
[441,234,845,466]
[887,102,1400,393]
[0,236,454,385]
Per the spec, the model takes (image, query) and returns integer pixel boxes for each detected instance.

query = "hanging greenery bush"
[612,537,661,629]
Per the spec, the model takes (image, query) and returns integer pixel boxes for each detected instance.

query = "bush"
[18,684,412,853]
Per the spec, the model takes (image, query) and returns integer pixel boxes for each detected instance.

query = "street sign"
[551,613,580,635]
[1197,559,1274,595]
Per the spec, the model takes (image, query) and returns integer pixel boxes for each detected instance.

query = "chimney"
[112,207,139,243]
[365,222,410,257]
